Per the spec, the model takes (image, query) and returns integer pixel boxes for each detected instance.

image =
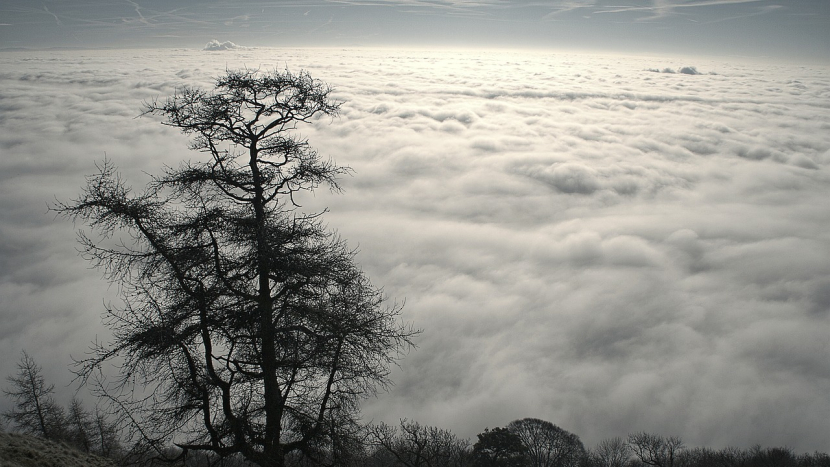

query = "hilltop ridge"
[0,431,115,467]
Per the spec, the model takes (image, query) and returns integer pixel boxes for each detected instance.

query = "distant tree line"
[4,354,829,466]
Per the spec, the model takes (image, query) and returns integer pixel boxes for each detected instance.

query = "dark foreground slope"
[0,431,115,467]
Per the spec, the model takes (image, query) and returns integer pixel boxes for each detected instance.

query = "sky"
[0,0,828,62]
[1,0,830,458]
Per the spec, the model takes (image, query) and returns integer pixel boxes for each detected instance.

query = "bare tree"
[627,433,683,467]
[590,437,631,467]
[677,446,747,467]
[506,418,585,467]
[54,69,416,467]
[2,351,65,440]
[91,406,123,459]
[368,419,471,467]
[67,397,94,452]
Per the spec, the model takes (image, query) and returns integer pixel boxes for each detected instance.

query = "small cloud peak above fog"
[204,40,244,51]
[647,66,705,75]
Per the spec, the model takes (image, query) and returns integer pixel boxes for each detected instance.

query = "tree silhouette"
[66,397,93,453]
[507,418,585,467]
[2,351,65,440]
[627,432,683,467]
[589,437,630,467]
[368,419,471,467]
[55,69,416,467]
[472,427,526,467]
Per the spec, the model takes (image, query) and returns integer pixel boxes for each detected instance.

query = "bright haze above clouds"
[1,0,828,61]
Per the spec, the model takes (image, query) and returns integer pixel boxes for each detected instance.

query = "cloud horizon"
[0,1,828,63]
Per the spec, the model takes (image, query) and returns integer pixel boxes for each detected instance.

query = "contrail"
[43,5,62,25]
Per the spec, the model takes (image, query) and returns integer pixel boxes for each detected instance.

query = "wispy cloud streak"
[42,5,63,25]
[644,0,766,19]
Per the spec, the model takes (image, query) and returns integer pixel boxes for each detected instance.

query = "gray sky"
[1,0,829,61]
[1,46,829,452]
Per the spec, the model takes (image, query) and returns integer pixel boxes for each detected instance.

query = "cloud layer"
[0,47,829,452]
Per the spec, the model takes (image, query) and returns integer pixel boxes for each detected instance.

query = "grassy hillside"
[0,431,116,467]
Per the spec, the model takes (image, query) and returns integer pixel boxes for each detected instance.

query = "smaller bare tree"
[67,397,94,452]
[2,351,66,440]
[91,406,123,459]
[369,419,471,467]
[627,432,683,467]
[590,437,631,467]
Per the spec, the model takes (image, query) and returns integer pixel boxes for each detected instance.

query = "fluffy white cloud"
[203,40,245,51]
[0,47,829,452]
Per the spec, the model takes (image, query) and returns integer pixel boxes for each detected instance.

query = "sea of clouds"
[0,46,829,452]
